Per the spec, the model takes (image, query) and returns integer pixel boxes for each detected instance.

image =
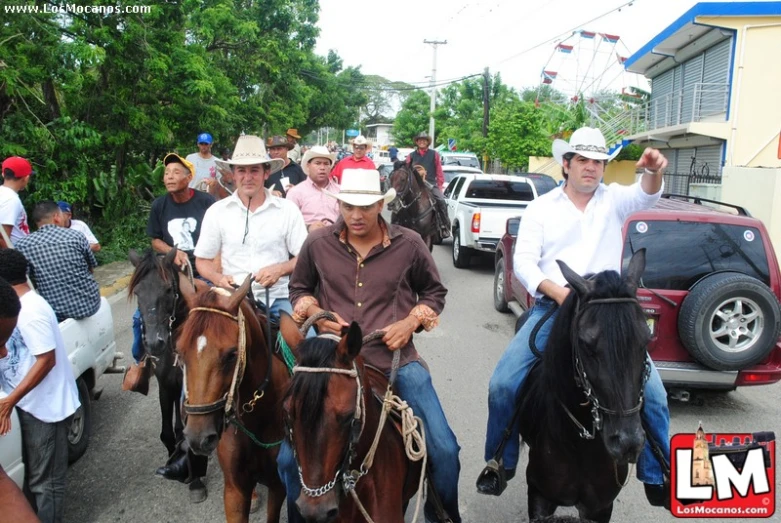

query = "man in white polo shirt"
[476,127,672,509]
[195,135,308,319]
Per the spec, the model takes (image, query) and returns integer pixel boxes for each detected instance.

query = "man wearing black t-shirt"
[266,135,306,196]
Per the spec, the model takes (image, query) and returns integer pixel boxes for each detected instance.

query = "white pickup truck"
[1,296,121,487]
[445,173,557,268]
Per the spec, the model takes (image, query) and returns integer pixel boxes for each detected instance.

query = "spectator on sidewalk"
[0,277,39,523]
[0,249,80,523]
[57,201,101,252]
[0,156,33,248]
[16,201,101,322]
[186,133,218,190]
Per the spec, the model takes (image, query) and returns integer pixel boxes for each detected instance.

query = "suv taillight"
[471,213,481,233]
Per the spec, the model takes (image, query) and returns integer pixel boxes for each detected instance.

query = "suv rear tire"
[678,272,781,371]
[494,258,509,312]
[452,227,471,268]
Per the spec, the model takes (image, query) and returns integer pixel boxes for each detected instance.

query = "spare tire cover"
[678,272,781,371]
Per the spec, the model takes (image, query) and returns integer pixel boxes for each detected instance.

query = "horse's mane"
[128,249,171,296]
[285,337,341,434]
[518,270,649,449]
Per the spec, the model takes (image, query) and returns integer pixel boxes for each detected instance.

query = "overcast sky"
[314,0,732,97]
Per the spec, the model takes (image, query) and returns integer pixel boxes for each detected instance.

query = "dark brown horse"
[387,163,437,251]
[517,250,650,522]
[128,248,210,496]
[280,316,423,523]
[177,277,289,523]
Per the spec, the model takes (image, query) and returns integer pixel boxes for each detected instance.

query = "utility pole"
[482,67,490,170]
[423,39,447,145]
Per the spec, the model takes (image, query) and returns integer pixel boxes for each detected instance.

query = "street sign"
[448,138,457,151]
[346,129,360,137]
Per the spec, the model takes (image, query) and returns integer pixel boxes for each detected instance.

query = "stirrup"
[475,459,508,496]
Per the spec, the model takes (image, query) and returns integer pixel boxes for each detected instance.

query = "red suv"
[494,195,781,393]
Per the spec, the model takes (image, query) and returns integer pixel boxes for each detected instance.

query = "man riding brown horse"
[405,132,451,239]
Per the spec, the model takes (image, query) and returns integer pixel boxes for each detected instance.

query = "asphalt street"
[64,242,781,522]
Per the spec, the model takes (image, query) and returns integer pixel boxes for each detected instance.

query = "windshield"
[444,169,478,183]
[466,180,534,201]
[622,220,771,290]
[442,155,480,168]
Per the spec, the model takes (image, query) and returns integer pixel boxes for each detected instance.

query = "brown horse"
[387,163,437,251]
[206,167,235,200]
[280,316,423,523]
[177,277,289,523]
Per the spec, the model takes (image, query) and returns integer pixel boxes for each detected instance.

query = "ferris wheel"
[536,29,646,111]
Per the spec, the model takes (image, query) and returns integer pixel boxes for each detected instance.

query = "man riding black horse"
[405,132,451,239]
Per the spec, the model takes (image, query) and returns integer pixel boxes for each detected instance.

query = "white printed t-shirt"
[186,153,218,188]
[194,189,308,304]
[0,291,80,423]
[0,186,29,245]
[70,219,99,246]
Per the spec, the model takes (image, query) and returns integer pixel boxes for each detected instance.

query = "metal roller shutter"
[676,148,696,176]
[701,38,732,117]
[681,55,704,121]
[650,70,674,127]
[693,144,723,179]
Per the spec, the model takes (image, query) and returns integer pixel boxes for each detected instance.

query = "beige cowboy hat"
[286,128,301,140]
[352,135,370,147]
[325,169,396,206]
[552,127,621,165]
[301,145,336,166]
[215,135,284,174]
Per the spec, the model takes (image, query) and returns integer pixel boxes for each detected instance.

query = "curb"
[99,274,133,298]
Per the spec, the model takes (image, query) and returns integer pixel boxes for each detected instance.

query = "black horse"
[128,248,209,500]
[517,250,651,523]
[387,163,437,250]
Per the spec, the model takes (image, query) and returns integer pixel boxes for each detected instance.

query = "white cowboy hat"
[352,135,370,146]
[215,135,284,174]
[301,145,336,166]
[551,127,622,165]
[325,169,396,206]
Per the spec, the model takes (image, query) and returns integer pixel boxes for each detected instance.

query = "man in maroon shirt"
[280,169,462,523]
[406,132,451,238]
[330,135,376,183]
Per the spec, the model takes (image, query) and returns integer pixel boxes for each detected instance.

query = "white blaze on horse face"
[197,335,208,356]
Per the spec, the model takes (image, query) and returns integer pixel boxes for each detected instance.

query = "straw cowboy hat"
[286,128,301,140]
[413,132,432,146]
[215,135,284,174]
[301,145,336,166]
[325,169,396,206]
[352,135,370,147]
[552,127,621,165]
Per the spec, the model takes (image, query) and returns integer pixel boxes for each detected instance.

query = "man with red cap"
[0,157,33,248]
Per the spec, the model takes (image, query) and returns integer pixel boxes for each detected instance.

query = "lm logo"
[671,424,775,518]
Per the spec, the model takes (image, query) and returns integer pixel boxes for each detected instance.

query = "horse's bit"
[562,297,651,440]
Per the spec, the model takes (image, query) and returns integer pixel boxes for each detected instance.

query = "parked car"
[440,151,480,168]
[445,173,554,268]
[0,297,120,487]
[494,194,781,393]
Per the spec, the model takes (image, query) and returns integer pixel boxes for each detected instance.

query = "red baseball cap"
[2,157,33,178]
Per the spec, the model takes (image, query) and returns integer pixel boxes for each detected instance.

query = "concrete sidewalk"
[95,260,134,297]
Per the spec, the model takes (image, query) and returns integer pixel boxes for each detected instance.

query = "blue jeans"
[131,308,144,363]
[484,299,670,485]
[278,361,462,522]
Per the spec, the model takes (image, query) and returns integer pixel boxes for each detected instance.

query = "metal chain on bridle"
[290,311,428,523]
[559,297,651,441]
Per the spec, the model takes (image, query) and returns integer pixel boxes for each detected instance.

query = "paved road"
[64,243,781,522]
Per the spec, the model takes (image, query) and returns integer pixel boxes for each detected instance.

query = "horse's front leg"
[265,480,286,523]
[173,371,184,442]
[223,478,253,523]
[580,502,614,523]
[527,483,558,521]
[218,436,255,523]
[158,380,177,455]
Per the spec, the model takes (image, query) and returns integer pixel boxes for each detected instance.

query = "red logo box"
[670,428,775,518]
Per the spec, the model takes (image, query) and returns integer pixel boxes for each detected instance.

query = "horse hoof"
[189,481,207,504]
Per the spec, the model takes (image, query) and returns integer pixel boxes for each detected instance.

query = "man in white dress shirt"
[195,135,308,320]
[476,127,672,509]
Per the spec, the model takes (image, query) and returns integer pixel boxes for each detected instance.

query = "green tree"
[392,90,431,147]
[488,99,550,171]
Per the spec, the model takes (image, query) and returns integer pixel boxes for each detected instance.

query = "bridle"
[560,296,651,440]
[289,348,368,497]
[387,166,422,213]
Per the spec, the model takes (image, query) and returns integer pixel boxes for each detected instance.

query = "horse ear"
[557,259,592,297]
[227,275,252,313]
[129,249,141,267]
[337,322,363,361]
[279,311,304,353]
[179,272,198,309]
[624,248,647,292]
[164,247,178,266]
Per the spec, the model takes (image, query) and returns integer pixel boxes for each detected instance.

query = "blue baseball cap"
[197,133,213,145]
[57,201,72,213]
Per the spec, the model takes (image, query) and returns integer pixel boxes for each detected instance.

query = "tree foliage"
[0,0,365,261]
[391,90,431,147]
[488,98,550,171]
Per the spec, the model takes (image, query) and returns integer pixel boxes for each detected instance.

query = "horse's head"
[282,318,364,522]
[386,163,413,213]
[129,248,184,358]
[177,276,256,455]
[557,249,650,465]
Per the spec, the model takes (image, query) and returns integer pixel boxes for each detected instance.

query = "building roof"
[624,2,781,76]
[365,123,393,128]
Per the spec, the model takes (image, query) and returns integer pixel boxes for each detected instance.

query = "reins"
[290,313,428,523]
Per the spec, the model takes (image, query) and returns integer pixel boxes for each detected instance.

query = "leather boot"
[121,359,151,395]
[436,199,452,238]
[156,445,191,483]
